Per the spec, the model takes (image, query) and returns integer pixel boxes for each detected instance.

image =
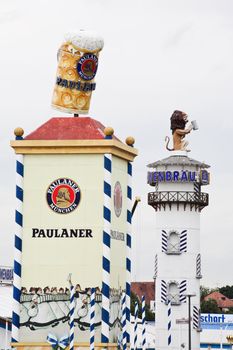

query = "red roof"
[131,282,155,305]
[25,117,119,141]
[204,291,233,309]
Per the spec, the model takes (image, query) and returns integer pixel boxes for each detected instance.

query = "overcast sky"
[1,0,233,288]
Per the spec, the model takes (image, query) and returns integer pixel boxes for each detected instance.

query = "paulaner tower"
[10,31,138,349]
[147,111,210,350]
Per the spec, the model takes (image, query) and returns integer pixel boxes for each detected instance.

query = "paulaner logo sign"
[77,54,98,81]
[46,178,81,214]
[32,228,93,238]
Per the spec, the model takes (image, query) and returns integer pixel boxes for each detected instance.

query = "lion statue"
[165,110,193,152]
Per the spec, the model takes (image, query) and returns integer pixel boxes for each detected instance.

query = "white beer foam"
[64,30,104,52]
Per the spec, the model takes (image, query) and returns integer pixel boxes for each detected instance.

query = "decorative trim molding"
[10,139,138,161]
[179,280,187,303]
[193,306,200,330]
[196,253,202,279]
[153,254,158,279]
[180,230,187,252]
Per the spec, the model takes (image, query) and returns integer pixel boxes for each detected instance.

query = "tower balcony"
[148,191,209,211]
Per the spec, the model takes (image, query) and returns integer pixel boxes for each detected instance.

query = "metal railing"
[148,191,208,211]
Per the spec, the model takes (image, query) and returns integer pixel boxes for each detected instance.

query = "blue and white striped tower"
[12,128,24,342]
[142,295,146,350]
[101,127,113,343]
[69,284,75,350]
[90,288,95,350]
[121,292,127,350]
[133,301,138,350]
[167,300,172,347]
[126,161,132,342]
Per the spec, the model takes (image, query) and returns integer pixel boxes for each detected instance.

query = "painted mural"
[19,285,121,341]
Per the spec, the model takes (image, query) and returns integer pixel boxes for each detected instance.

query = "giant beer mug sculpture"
[52,30,104,114]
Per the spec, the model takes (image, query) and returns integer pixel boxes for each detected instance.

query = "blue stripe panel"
[127,210,131,224]
[201,323,233,330]
[16,160,24,176]
[101,334,109,343]
[103,231,110,247]
[168,335,171,345]
[127,162,132,176]
[15,210,23,227]
[15,235,22,251]
[126,307,130,321]
[126,306,130,343]
[14,260,21,277]
[102,308,109,323]
[12,311,20,328]
[104,181,111,197]
[200,344,231,349]
[104,156,112,172]
[16,185,23,201]
[168,309,171,317]
[102,282,109,297]
[127,186,132,200]
[104,207,111,222]
[126,258,131,271]
[103,257,110,273]
[13,286,21,302]
[168,321,171,330]
[126,282,130,296]
[126,234,131,248]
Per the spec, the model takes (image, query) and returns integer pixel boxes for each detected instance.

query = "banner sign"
[201,313,233,330]
[0,267,13,282]
[147,170,210,185]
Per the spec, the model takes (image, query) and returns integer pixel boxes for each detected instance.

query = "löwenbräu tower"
[148,110,210,350]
